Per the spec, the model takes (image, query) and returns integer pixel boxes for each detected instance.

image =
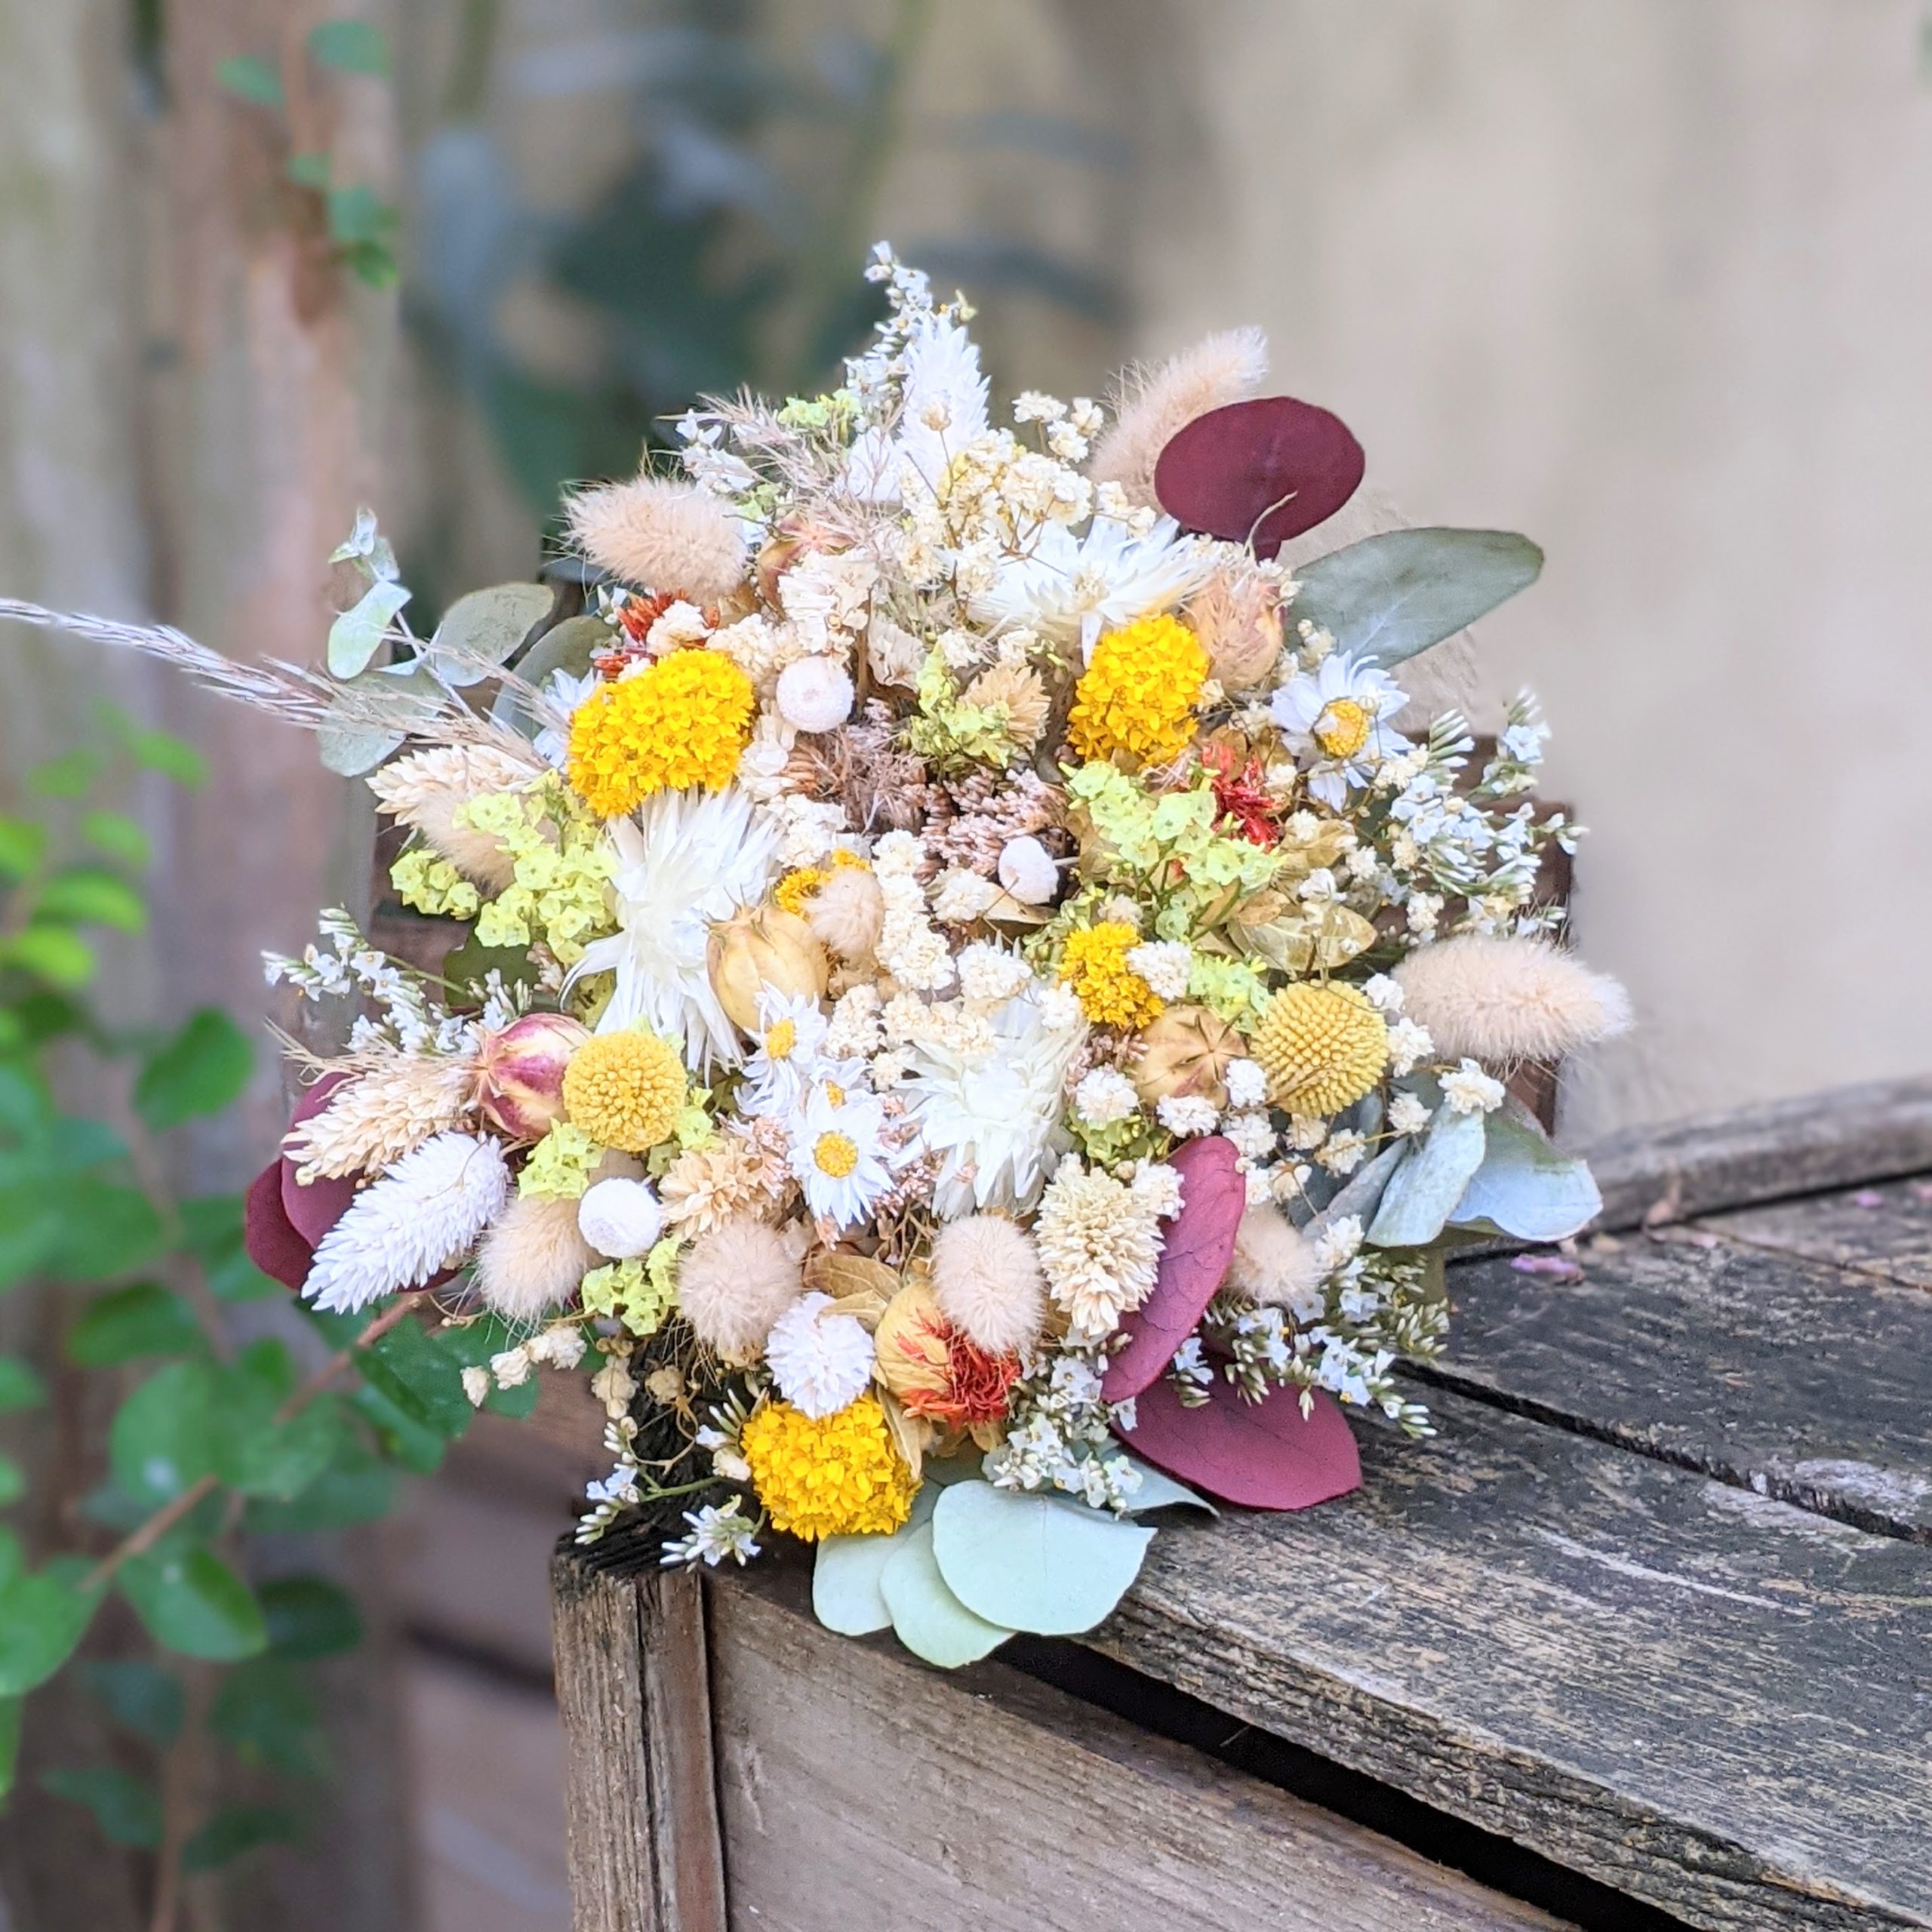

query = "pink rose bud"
[474,1013,591,1141]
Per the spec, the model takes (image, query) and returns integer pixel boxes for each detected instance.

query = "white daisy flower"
[1270,651,1412,809]
[789,1081,896,1230]
[737,989,829,1120]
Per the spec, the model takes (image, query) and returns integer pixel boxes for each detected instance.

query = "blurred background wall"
[2,2,1927,1927]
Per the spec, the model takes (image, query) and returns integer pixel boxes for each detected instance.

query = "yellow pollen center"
[814,1131,860,1180]
[823,1081,846,1108]
[1313,698,1371,760]
[765,1018,798,1060]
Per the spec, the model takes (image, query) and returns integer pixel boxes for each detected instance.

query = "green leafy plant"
[0,716,527,1919]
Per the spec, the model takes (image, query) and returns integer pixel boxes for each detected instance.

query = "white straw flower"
[764,1292,875,1417]
[303,1133,510,1315]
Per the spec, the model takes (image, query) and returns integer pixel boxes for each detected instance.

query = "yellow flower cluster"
[1066,614,1208,767]
[1058,921,1164,1029]
[774,848,868,917]
[566,650,755,817]
[562,1030,687,1153]
[1250,982,1389,1115]
[740,1396,915,1540]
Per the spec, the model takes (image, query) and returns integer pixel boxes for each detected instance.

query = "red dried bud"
[473,1012,592,1141]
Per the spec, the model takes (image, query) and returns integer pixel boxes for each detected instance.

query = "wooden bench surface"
[552,1081,1932,1932]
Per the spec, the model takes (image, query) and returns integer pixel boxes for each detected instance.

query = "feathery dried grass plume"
[1088,327,1269,509]
[678,1217,804,1356]
[1226,1204,1323,1314]
[805,866,885,962]
[474,1191,599,1324]
[1186,563,1284,690]
[1394,934,1632,1066]
[368,743,548,891]
[565,473,748,602]
[284,1056,477,1183]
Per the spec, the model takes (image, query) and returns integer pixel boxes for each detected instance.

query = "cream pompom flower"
[1270,651,1411,808]
[764,1292,876,1418]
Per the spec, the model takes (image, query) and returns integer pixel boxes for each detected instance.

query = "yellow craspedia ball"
[1057,921,1164,1029]
[1251,983,1389,1116]
[740,1396,915,1541]
[561,1029,687,1153]
[566,649,755,817]
[1066,614,1209,767]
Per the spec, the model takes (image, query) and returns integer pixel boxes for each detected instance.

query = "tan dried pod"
[1186,566,1283,691]
[1130,1004,1244,1108]
[705,905,829,1033]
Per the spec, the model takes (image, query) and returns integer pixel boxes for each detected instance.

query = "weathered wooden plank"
[1431,1233,1932,1540]
[704,1561,1570,1932]
[1700,1176,1932,1291]
[1094,1389,1932,1932]
[1583,1075,1932,1230]
[549,1546,728,1932]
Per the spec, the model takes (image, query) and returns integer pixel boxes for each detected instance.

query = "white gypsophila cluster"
[660,1501,763,1570]
[985,1347,1144,1512]
[1388,1091,1432,1136]
[1124,941,1191,1002]
[303,1132,509,1314]
[955,940,1033,1006]
[1074,1066,1139,1128]
[265,909,472,1055]
[1156,1095,1220,1137]
[1223,1057,1268,1109]
[872,832,955,991]
[764,1294,876,1417]
[1441,1059,1508,1115]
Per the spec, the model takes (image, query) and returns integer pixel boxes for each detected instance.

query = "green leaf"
[212,1657,328,1776]
[110,1361,219,1507]
[326,577,411,679]
[245,1441,393,1533]
[1,925,97,989]
[0,1456,22,1507]
[119,1546,268,1661]
[347,1382,447,1475]
[134,1008,252,1131]
[0,1699,20,1800]
[1451,1097,1602,1243]
[67,1284,206,1366]
[878,1522,1011,1667]
[183,1804,300,1872]
[325,183,395,249]
[491,613,605,737]
[79,810,151,868]
[813,1486,939,1637]
[35,1177,165,1282]
[78,1659,184,1746]
[1366,1103,1488,1247]
[123,726,206,788]
[32,866,146,934]
[286,151,331,190]
[216,52,284,106]
[1111,1453,1215,1515]
[308,19,389,74]
[0,815,46,880]
[337,238,398,291]
[0,1191,59,1287]
[27,749,103,798]
[0,1355,45,1413]
[180,1192,280,1302]
[43,1115,128,1173]
[929,1480,1152,1637]
[223,1394,352,1502]
[360,1318,471,1437]
[0,1567,97,1694]
[261,1574,362,1658]
[1291,527,1545,669]
[41,1765,163,1847]
[425,583,554,687]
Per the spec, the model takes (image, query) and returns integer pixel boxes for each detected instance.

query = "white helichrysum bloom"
[902,990,1084,1218]
[737,988,830,1119]
[967,512,1215,658]
[1223,1057,1268,1109]
[955,942,1033,1006]
[303,1132,510,1315]
[1035,1161,1165,1340]
[1441,1059,1508,1115]
[569,787,781,1073]
[824,984,883,1060]
[1124,941,1192,1003]
[775,656,855,734]
[1074,1066,1139,1128]
[1316,1130,1367,1175]
[660,1500,762,1570]
[931,867,1004,924]
[896,313,991,494]
[1270,652,1413,809]
[534,668,601,768]
[789,1081,896,1230]
[1388,1091,1432,1136]
[995,835,1058,906]
[872,831,955,991]
[764,1292,876,1418]
[1223,1109,1277,1160]
[1157,1095,1220,1137]
[1386,1018,1435,1076]
[577,1177,665,1260]
[1361,973,1404,1014]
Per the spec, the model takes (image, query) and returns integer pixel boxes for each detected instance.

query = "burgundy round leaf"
[279,1074,358,1247]
[245,1159,315,1293]
[1102,1137,1245,1402]
[1154,397,1365,560]
[1118,1374,1362,1510]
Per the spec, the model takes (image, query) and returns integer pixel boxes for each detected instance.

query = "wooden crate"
[551,1078,1932,1932]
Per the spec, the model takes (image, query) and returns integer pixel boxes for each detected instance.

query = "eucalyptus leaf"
[491,614,608,737]
[878,1522,1011,1667]
[931,1479,1152,1636]
[813,1484,937,1636]
[326,579,411,679]
[426,582,554,687]
[1112,1453,1216,1515]
[1298,1138,1404,1238]
[1292,527,1543,669]
[316,664,442,776]
[1367,1105,1487,1247]
[1451,1097,1602,1242]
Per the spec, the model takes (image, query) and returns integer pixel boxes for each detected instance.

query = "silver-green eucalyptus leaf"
[878,1521,1011,1667]
[1366,1104,1487,1247]
[325,579,411,680]
[427,582,555,688]
[1451,1097,1601,1242]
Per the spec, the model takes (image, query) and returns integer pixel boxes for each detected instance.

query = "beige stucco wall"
[1103,0,1932,1137]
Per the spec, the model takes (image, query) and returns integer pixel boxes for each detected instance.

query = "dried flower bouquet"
[10,247,1627,1665]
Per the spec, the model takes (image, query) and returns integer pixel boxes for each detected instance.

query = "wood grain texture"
[1583,1075,1932,1231]
[1093,1389,1932,1932]
[704,1561,1568,1932]
[1701,1176,1932,1291]
[549,1550,728,1932]
[1430,1231,1932,1540]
